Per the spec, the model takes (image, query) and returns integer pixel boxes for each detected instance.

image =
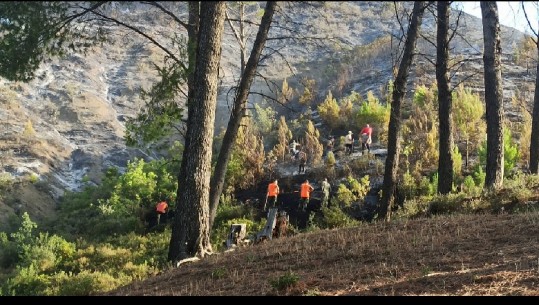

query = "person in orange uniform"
[299,179,314,211]
[266,179,280,209]
[155,200,168,225]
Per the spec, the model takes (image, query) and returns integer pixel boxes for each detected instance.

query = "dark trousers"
[268,196,278,208]
[362,142,370,152]
[157,212,165,225]
[300,197,309,211]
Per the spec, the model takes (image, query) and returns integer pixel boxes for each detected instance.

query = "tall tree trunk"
[529,45,539,173]
[436,1,454,194]
[179,2,200,183]
[239,3,246,74]
[168,1,226,263]
[379,1,426,221]
[208,1,276,229]
[481,1,504,190]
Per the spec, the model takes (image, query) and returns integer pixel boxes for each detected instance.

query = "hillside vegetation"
[1,1,539,296]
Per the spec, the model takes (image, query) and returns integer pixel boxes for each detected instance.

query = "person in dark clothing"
[298,150,307,174]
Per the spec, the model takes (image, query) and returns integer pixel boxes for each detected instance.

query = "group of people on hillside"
[344,124,373,155]
[265,177,332,212]
[288,124,373,176]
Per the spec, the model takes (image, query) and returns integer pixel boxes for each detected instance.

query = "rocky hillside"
[0,2,532,227]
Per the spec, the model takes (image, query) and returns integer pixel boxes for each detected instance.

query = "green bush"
[427,193,467,215]
[355,90,390,145]
[270,270,300,291]
[478,128,520,178]
[473,166,486,188]
[325,151,336,167]
[4,264,51,296]
[334,183,356,207]
[1,213,166,296]
[54,270,125,296]
[0,232,17,269]
[51,158,177,240]
[392,198,429,219]
[320,206,359,229]
[452,146,463,179]
[462,175,476,194]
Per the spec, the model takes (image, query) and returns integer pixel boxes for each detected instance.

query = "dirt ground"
[104,211,539,296]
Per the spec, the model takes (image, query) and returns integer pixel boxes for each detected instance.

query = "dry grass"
[104,212,539,296]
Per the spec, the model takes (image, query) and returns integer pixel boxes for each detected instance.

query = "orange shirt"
[267,182,279,197]
[300,182,314,198]
[156,201,168,214]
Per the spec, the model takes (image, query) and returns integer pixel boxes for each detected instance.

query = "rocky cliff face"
[0,2,532,226]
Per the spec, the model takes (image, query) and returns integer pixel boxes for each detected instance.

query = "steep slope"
[104,211,539,296]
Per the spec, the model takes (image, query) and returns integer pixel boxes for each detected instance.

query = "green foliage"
[427,193,467,215]
[320,206,359,229]
[325,151,336,167]
[473,166,486,188]
[211,267,228,279]
[124,86,185,153]
[452,146,463,179]
[518,102,532,164]
[10,213,37,250]
[334,183,356,207]
[302,120,324,166]
[3,230,164,296]
[271,116,292,162]
[4,264,51,296]
[298,78,316,106]
[402,84,439,172]
[462,175,475,190]
[355,90,390,145]
[226,116,266,191]
[253,103,277,136]
[19,233,76,273]
[413,84,436,108]
[0,213,162,296]
[453,84,485,168]
[513,35,536,67]
[305,211,320,232]
[338,91,359,131]
[401,171,416,199]
[0,173,14,193]
[0,2,108,81]
[6,213,76,273]
[392,198,429,219]
[279,78,294,104]
[0,232,17,269]
[418,173,437,197]
[478,128,520,177]
[270,270,300,291]
[52,159,177,240]
[348,175,370,199]
[54,270,124,296]
[211,200,262,251]
[317,91,340,130]
[28,173,39,184]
